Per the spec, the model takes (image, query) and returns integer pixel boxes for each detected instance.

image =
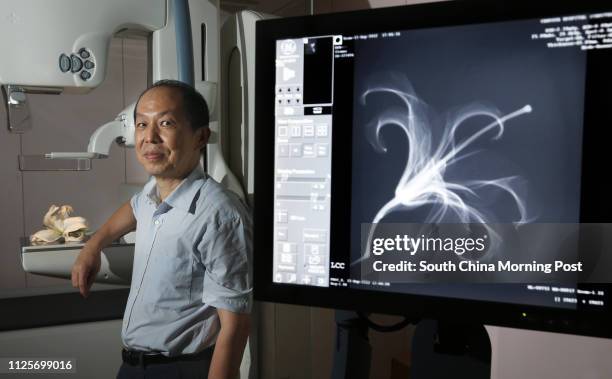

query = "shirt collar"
[144,166,206,213]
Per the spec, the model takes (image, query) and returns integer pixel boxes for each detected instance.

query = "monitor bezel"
[254,0,612,338]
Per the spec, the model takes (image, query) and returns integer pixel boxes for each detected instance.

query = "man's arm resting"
[71,201,137,297]
[208,309,250,379]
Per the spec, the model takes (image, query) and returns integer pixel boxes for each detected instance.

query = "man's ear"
[195,127,211,150]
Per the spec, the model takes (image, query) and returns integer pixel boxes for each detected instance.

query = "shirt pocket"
[142,247,193,311]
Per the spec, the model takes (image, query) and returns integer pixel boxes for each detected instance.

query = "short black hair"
[134,79,209,131]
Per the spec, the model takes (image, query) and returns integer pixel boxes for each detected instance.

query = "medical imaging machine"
[0,0,248,284]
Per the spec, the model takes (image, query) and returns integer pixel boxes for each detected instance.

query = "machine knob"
[78,48,90,59]
[80,71,91,81]
[59,54,71,73]
[70,55,83,73]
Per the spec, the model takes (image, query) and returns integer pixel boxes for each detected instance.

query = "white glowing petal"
[357,77,532,264]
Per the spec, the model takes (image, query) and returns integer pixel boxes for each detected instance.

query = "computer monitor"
[254,0,612,337]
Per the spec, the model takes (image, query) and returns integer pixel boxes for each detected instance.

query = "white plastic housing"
[0,0,165,91]
[21,243,134,285]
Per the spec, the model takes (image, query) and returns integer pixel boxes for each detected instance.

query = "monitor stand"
[331,311,371,379]
[331,313,491,379]
[410,319,491,379]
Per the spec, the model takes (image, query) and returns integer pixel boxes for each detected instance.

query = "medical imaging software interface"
[272,11,612,310]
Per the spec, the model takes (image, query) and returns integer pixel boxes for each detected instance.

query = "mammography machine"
[1,2,258,377]
[1,0,245,284]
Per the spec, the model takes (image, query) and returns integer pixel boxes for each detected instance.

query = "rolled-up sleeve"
[130,192,140,216]
[199,214,253,314]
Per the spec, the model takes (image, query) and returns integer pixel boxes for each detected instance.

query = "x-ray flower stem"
[357,77,533,264]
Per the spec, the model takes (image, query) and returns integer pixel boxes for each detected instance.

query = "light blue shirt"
[121,167,252,356]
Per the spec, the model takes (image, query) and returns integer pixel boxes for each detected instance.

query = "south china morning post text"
[359,223,597,283]
[369,234,583,274]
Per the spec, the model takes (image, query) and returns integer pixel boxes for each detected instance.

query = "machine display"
[255,0,612,337]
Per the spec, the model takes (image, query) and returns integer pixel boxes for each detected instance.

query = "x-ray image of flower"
[356,74,534,264]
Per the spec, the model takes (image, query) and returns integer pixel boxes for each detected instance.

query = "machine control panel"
[58,47,94,81]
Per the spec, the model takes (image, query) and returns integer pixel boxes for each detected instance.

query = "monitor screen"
[255,0,612,337]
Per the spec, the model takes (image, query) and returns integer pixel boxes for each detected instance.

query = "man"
[71,80,252,379]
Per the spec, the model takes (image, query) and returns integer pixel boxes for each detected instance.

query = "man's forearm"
[88,201,136,251]
[72,201,136,297]
[208,313,250,379]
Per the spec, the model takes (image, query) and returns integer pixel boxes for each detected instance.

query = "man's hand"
[208,309,250,379]
[71,242,102,298]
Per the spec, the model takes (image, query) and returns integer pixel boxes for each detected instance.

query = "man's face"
[134,87,209,179]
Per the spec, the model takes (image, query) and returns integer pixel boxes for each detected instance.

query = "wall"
[488,326,612,379]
